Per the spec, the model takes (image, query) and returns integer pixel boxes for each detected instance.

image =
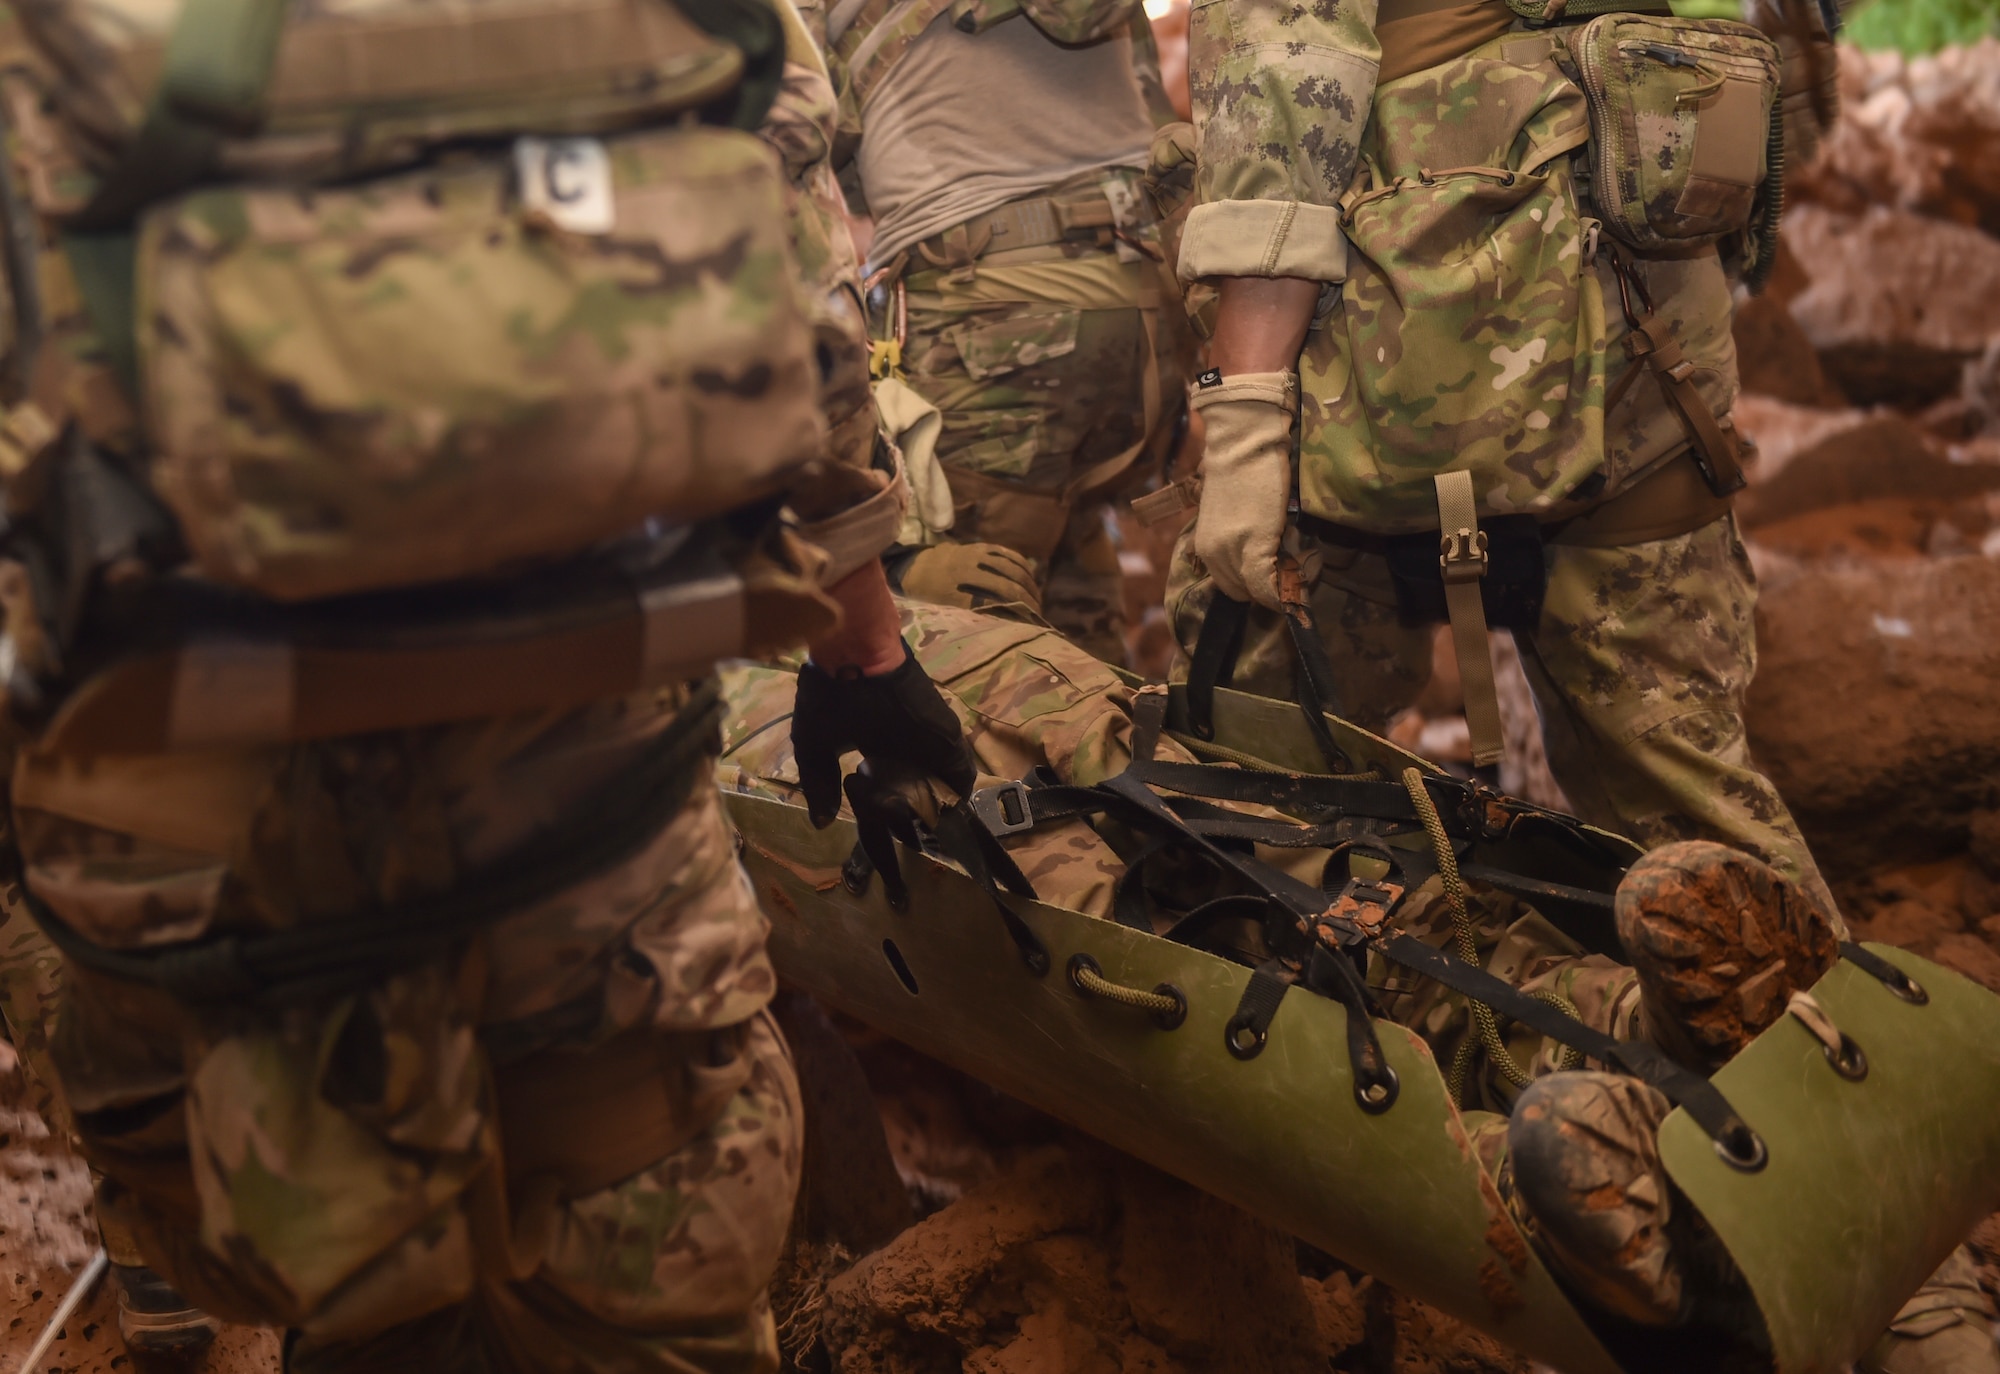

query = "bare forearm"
[1207,276,1320,375]
[807,557,906,675]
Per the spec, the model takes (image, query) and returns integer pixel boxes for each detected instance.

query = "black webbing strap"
[1225,958,1295,1059]
[1305,943,1400,1113]
[1459,863,1616,914]
[1185,592,1249,742]
[1131,756,1429,824]
[1282,601,1357,775]
[930,806,1051,974]
[1130,685,1168,767]
[23,681,728,1008]
[1129,755,1632,871]
[1380,933,1765,1165]
[1839,941,1930,1004]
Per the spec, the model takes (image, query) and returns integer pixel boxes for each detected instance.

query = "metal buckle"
[969,780,1036,838]
[1438,527,1488,584]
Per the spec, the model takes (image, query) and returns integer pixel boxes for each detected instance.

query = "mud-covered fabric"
[1163,515,1841,925]
[891,248,1187,664]
[15,692,800,1369]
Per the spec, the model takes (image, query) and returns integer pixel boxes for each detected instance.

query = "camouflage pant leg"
[1041,501,1129,666]
[1370,879,1643,1118]
[1163,519,1435,735]
[286,1008,802,1374]
[1522,516,1841,927]
[0,880,67,1132]
[21,697,797,1370]
[898,278,1181,661]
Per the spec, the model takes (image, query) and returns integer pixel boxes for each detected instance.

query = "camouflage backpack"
[2,0,826,603]
[1296,20,1779,533]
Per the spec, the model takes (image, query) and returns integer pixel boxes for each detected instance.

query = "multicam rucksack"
[2,0,825,603]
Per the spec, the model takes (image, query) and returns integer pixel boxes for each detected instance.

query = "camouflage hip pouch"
[1570,14,1783,254]
[1296,33,1607,531]
[138,126,826,600]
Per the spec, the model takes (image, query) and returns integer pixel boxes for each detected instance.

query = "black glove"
[792,642,978,829]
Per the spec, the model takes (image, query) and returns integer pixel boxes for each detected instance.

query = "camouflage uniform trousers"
[13,685,802,1374]
[891,236,1189,666]
[1164,512,1842,926]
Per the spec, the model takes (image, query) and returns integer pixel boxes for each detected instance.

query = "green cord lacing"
[1400,768,1584,1109]
[1073,961,1184,1018]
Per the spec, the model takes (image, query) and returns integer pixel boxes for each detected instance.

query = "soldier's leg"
[1519,515,1841,924]
[895,276,1167,631]
[1041,501,1129,665]
[1164,526,1433,735]
[287,1009,802,1374]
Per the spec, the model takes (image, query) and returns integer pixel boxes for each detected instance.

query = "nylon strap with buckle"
[1434,470,1504,770]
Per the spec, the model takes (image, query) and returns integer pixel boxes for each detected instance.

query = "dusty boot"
[113,1263,221,1357]
[1861,1247,2000,1374]
[1616,840,1839,1075]
[1504,1072,1691,1327]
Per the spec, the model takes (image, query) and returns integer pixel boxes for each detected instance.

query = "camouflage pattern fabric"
[1569,15,1781,254]
[1164,515,1843,926]
[721,600,1638,1108]
[891,238,1188,664]
[761,0,884,508]
[1183,20,1746,532]
[14,689,801,1372]
[139,125,825,601]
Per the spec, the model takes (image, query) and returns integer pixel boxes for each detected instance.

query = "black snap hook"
[1714,1125,1769,1174]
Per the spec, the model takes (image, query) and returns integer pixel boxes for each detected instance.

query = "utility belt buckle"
[970,780,1036,838]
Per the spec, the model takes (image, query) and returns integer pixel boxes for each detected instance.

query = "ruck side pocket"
[1297,34,1608,530]
[137,126,824,601]
[1572,14,1782,253]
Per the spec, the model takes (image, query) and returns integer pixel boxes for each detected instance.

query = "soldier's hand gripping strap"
[1189,370,1297,610]
[1185,570,1355,776]
[793,640,979,828]
[16,679,728,1007]
[1434,470,1505,771]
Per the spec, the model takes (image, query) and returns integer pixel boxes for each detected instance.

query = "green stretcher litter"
[717,654,2000,1374]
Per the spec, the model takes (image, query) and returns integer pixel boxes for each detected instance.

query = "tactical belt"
[871,688,1930,1173]
[17,680,726,1008]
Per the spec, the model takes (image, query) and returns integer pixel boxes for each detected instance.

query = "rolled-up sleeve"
[1178,0,1380,283]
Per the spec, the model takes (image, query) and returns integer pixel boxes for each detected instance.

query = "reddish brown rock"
[1748,554,2000,873]
[1782,205,2000,407]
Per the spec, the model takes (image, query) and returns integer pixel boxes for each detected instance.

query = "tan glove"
[1190,371,1298,611]
[890,541,1044,617]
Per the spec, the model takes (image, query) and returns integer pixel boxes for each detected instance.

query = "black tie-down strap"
[1378,933,1768,1171]
[960,755,1767,1166]
[1838,940,1930,1005]
[842,770,1051,975]
[1184,580,1357,776]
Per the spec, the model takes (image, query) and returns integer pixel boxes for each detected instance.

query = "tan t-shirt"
[857,9,1156,265]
